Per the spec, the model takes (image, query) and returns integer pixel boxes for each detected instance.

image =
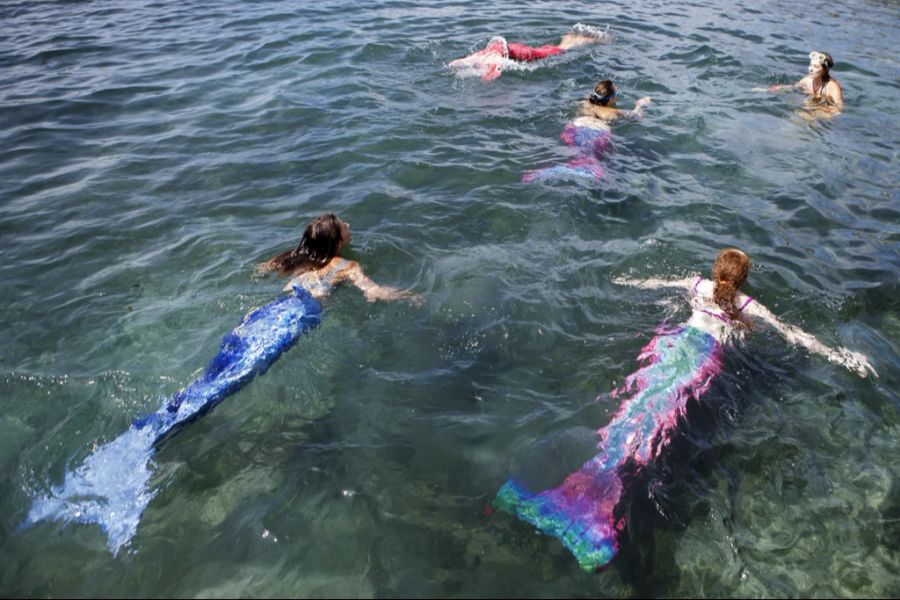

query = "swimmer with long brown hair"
[758,50,844,110]
[28,212,422,554]
[260,212,423,304]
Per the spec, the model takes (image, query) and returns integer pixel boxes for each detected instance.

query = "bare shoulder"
[333,257,361,279]
[334,256,359,269]
[796,75,813,92]
[580,102,618,121]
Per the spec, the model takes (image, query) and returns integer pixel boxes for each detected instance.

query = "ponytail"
[714,279,741,320]
[711,248,751,324]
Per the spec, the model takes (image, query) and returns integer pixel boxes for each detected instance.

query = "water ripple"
[0,0,897,596]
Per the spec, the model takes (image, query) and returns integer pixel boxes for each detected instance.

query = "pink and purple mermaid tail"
[495,463,622,571]
[494,325,724,571]
[523,124,613,183]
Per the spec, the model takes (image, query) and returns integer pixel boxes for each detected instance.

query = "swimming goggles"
[589,89,617,105]
[809,51,829,66]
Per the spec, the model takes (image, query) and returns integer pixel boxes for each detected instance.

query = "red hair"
[712,248,750,321]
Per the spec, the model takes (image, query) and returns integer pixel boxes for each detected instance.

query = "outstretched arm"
[345,263,424,305]
[744,301,876,378]
[613,275,695,290]
[623,96,650,119]
[753,80,803,93]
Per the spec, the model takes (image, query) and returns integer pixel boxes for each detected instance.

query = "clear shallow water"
[0,0,898,596]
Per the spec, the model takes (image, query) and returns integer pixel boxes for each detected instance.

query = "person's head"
[589,80,617,106]
[267,213,351,275]
[712,247,750,321]
[808,51,834,79]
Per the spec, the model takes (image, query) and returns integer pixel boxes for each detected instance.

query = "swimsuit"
[688,276,753,333]
[26,285,322,553]
[287,258,349,297]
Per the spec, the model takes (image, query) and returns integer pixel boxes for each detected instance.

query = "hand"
[405,291,426,307]
[760,84,794,93]
[635,96,651,108]
[839,348,877,378]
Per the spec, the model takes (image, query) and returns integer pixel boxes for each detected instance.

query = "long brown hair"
[264,213,347,275]
[712,248,750,321]
[814,51,834,83]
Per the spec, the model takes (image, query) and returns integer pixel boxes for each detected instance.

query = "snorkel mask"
[809,51,831,68]
[589,88,617,105]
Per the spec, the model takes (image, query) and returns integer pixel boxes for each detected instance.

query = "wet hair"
[588,80,616,106]
[712,248,751,322]
[812,51,834,82]
[815,51,835,70]
[265,213,347,275]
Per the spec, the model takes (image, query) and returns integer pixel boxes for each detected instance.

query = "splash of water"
[571,23,614,44]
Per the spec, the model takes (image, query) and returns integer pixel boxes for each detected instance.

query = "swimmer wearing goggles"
[808,51,833,69]
[589,88,617,106]
[582,80,650,121]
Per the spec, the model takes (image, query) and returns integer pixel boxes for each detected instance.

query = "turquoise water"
[1,0,898,596]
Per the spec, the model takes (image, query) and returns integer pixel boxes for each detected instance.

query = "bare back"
[579,100,624,122]
[285,257,356,298]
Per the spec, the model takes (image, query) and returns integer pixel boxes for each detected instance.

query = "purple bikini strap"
[738,296,754,312]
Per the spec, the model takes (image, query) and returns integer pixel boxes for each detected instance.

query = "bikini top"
[690,276,753,324]
[287,258,351,297]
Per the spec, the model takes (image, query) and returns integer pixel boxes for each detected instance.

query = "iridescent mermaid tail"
[25,285,321,554]
[494,325,723,571]
[523,123,613,183]
[495,465,622,571]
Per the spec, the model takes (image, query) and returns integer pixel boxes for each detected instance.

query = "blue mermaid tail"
[494,325,723,571]
[25,285,322,554]
[523,123,613,184]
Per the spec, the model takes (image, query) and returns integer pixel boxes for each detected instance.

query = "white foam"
[572,23,614,44]
[26,425,158,554]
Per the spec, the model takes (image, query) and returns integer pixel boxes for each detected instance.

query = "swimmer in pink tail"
[449,24,611,81]
[495,248,876,571]
[523,80,650,184]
